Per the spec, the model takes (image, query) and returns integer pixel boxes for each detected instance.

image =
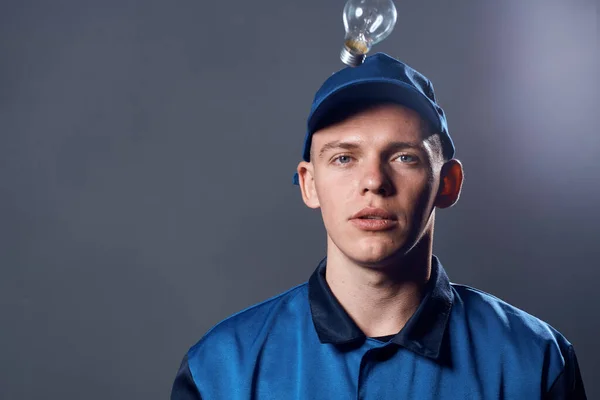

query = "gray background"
[1,0,598,399]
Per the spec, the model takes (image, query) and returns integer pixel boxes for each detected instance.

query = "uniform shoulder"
[450,283,571,347]
[187,282,308,358]
[449,283,584,396]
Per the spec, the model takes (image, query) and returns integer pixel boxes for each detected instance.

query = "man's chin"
[346,237,421,267]
[347,247,406,268]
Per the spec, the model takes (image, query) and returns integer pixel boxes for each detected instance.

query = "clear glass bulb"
[340,0,397,66]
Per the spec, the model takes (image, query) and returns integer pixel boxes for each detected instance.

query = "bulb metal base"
[340,46,366,67]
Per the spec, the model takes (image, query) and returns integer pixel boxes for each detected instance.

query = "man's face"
[300,104,444,267]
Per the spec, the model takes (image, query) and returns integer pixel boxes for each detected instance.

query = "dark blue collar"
[308,255,454,360]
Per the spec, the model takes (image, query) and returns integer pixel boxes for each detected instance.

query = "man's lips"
[350,207,398,231]
[351,207,397,220]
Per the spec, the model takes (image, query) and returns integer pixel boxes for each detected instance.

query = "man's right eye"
[333,155,352,164]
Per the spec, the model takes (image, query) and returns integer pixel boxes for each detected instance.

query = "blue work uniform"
[171,256,586,399]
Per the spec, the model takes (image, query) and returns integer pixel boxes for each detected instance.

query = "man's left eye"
[397,154,416,162]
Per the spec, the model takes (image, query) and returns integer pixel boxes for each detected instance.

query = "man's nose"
[360,159,394,196]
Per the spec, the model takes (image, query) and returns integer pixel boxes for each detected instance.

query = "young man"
[171,53,586,399]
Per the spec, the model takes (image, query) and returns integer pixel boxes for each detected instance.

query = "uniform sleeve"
[170,354,202,400]
[545,345,587,400]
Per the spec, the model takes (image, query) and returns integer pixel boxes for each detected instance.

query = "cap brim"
[305,79,440,158]
[309,79,439,131]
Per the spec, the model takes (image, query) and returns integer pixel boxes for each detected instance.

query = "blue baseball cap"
[292,52,455,185]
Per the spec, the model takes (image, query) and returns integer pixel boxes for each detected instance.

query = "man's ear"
[297,161,320,209]
[434,159,464,209]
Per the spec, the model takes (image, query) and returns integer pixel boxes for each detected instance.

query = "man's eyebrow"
[384,141,425,151]
[317,140,424,159]
[318,141,361,158]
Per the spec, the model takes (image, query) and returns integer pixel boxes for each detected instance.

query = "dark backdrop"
[1,0,598,399]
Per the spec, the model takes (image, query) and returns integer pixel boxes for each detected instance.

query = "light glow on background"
[488,1,598,197]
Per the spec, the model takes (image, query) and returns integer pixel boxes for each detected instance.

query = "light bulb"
[340,0,397,66]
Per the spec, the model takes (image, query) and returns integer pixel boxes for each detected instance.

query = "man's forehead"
[312,107,426,143]
[317,137,426,156]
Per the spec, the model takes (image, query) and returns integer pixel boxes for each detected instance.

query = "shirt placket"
[357,343,396,400]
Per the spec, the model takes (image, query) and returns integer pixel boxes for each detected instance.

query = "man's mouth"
[350,207,398,231]
[351,207,397,220]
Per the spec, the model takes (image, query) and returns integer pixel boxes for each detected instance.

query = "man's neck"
[324,236,433,338]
